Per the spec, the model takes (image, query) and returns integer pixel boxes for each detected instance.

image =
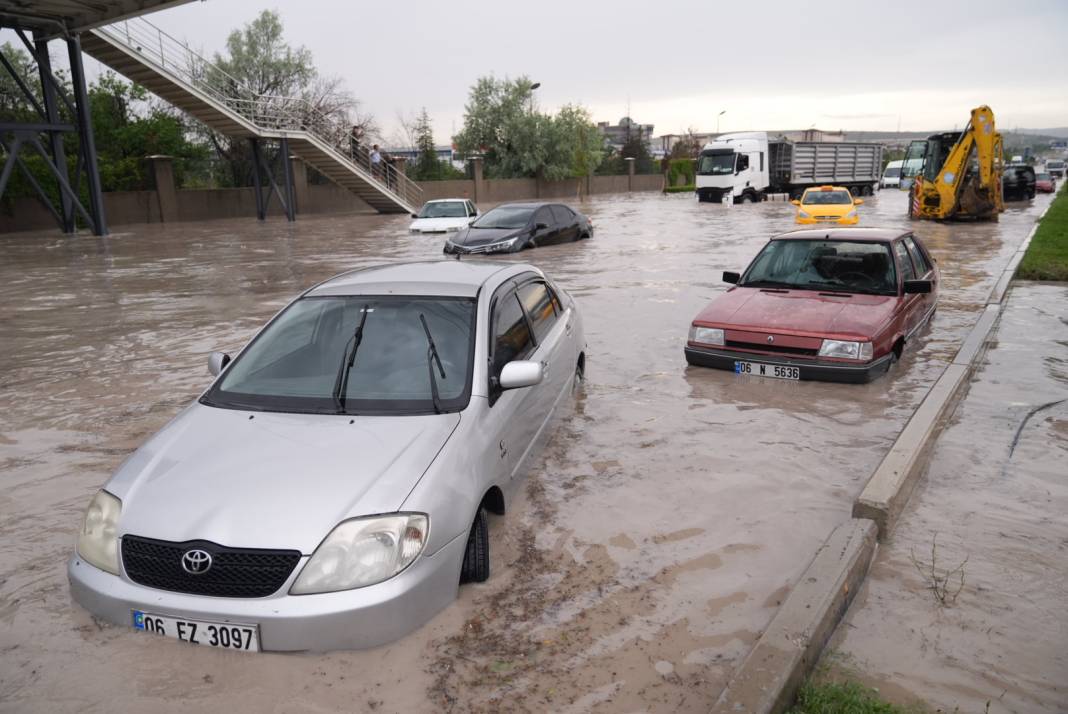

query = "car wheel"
[460,506,489,584]
[572,356,585,395]
[738,193,752,204]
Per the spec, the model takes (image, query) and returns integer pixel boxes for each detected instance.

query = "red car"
[1035,172,1056,193]
[685,228,938,383]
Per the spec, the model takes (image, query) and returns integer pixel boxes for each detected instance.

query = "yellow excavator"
[903,105,1004,220]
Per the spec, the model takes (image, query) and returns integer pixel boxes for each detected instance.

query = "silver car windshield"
[205,296,475,415]
[741,240,897,296]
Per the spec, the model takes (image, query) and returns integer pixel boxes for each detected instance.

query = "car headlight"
[688,325,725,346]
[77,490,121,574]
[291,514,428,594]
[486,236,521,253]
[798,210,811,218]
[818,339,873,360]
[446,226,460,232]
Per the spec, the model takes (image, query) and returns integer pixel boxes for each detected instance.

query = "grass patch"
[664,184,695,194]
[788,680,921,714]
[1017,187,1068,280]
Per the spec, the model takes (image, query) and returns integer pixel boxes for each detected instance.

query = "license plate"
[133,610,260,652]
[734,361,800,380]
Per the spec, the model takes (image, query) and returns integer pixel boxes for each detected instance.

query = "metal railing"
[95,16,422,208]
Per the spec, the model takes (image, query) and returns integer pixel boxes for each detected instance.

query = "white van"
[880,160,903,188]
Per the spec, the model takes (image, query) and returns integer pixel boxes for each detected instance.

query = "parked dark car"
[443,202,592,254]
[1002,165,1036,201]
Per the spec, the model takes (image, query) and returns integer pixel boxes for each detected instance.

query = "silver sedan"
[68,260,585,651]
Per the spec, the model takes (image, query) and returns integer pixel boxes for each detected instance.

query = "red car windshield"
[741,240,897,295]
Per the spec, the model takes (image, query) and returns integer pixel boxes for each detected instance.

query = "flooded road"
[0,189,1053,712]
[821,281,1068,713]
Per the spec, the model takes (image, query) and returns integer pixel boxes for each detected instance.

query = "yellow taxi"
[791,186,863,225]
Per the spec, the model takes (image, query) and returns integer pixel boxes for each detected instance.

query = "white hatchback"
[410,199,478,234]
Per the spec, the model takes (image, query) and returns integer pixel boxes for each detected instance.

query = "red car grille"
[725,340,819,357]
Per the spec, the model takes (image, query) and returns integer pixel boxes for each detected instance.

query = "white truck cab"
[695,132,769,203]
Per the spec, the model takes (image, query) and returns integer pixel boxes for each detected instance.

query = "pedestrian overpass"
[0,1,419,236]
[81,17,421,216]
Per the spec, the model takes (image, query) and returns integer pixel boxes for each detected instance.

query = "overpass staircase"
[80,17,420,215]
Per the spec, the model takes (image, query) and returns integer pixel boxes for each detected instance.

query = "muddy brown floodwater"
[0,189,1054,713]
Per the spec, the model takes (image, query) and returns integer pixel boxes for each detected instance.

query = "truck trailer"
[695,132,884,203]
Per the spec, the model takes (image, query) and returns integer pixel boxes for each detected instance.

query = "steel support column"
[66,33,107,235]
[250,137,266,220]
[35,34,75,232]
[279,136,295,222]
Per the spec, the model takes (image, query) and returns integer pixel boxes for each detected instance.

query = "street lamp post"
[717,110,726,135]
[529,81,541,114]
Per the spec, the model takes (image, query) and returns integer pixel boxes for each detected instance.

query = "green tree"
[210,10,314,97]
[453,75,606,180]
[88,72,210,191]
[403,108,464,181]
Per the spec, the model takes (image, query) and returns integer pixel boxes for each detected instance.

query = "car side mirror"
[535,222,549,230]
[722,271,740,284]
[208,351,231,376]
[790,199,801,206]
[903,279,932,294]
[854,198,864,205]
[411,213,419,218]
[498,360,543,390]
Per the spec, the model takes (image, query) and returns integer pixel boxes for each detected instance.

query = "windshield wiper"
[419,314,447,414]
[740,279,796,289]
[332,304,370,413]
[801,281,892,296]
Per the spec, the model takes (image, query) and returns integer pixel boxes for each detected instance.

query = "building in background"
[597,117,655,152]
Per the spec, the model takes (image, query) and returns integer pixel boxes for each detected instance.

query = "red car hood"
[694,287,897,339]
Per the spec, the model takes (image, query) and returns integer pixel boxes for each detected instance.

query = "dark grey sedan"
[443,202,593,254]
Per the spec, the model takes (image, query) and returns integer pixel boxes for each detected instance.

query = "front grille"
[122,535,301,598]
[726,340,819,357]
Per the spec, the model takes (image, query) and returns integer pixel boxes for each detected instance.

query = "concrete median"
[711,519,878,714]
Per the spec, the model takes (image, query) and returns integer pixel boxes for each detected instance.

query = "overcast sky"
[13,0,1068,143]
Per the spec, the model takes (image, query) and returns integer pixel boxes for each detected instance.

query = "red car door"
[903,235,937,326]
[892,239,924,336]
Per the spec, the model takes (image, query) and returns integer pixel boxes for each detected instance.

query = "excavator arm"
[910,105,1003,221]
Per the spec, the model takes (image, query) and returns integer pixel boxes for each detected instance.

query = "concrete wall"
[413,174,663,206]
[1,162,664,234]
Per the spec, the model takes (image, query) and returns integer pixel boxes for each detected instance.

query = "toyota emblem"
[767,335,775,344]
[181,549,213,575]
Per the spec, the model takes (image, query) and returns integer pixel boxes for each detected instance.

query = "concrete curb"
[711,519,878,714]
[853,212,1047,539]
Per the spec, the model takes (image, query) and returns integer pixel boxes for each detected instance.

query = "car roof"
[773,227,909,242]
[801,185,851,192]
[424,198,468,204]
[490,202,556,210]
[306,260,523,298]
